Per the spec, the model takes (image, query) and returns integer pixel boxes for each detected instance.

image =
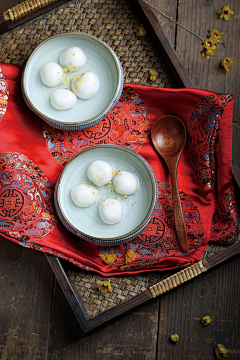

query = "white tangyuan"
[71,184,98,207]
[59,47,86,72]
[71,72,100,100]
[87,160,113,186]
[50,89,76,110]
[99,199,123,224]
[113,171,138,195]
[41,62,63,87]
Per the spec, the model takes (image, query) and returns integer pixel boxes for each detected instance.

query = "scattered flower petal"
[148,69,158,81]
[97,281,112,295]
[170,334,179,343]
[217,6,234,21]
[201,315,212,326]
[221,57,235,71]
[134,24,147,37]
[214,344,229,359]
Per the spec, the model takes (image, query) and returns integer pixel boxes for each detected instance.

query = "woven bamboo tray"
[0,0,239,336]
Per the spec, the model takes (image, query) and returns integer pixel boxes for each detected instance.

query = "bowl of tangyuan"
[22,32,123,130]
[54,145,158,246]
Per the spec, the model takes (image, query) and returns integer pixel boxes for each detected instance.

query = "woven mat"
[0,0,175,88]
[0,0,239,320]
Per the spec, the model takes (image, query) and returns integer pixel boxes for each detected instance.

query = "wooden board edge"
[46,254,89,333]
[135,0,194,89]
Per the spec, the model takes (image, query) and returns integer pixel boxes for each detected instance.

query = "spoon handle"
[169,163,188,253]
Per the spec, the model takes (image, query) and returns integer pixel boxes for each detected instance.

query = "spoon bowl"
[152,116,186,158]
[151,115,188,253]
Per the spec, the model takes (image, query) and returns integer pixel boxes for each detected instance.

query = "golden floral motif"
[99,253,116,265]
[125,249,136,264]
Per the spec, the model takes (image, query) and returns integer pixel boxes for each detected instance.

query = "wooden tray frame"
[2,0,239,336]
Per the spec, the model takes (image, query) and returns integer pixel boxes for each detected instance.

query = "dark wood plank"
[0,1,23,13]
[151,1,240,358]
[48,280,159,360]
[136,0,194,88]
[148,0,178,46]
[175,0,240,167]
[0,236,54,359]
[47,236,240,335]
[157,256,240,360]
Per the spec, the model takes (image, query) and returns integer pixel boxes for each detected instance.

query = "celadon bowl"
[22,32,123,130]
[54,145,158,246]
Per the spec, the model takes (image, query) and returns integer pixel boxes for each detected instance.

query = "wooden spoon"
[151,115,188,253]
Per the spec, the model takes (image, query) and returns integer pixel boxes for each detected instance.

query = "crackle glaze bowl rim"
[54,144,159,246]
[21,32,123,129]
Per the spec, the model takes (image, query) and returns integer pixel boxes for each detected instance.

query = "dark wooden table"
[0,1,240,359]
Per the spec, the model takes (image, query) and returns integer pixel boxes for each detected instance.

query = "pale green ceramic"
[22,33,123,128]
[55,145,158,245]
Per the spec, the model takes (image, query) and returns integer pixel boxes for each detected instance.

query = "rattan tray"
[0,0,239,336]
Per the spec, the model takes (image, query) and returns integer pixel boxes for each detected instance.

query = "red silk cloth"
[0,63,238,275]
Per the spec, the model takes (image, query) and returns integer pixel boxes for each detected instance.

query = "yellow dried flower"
[97,281,112,295]
[201,36,219,61]
[201,315,212,326]
[148,69,158,81]
[209,28,224,41]
[214,344,229,359]
[207,48,218,56]
[134,24,147,37]
[170,334,179,343]
[221,57,235,71]
[125,249,136,264]
[200,49,209,61]
[217,6,234,21]
[99,253,116,265]
[204,37,218,52]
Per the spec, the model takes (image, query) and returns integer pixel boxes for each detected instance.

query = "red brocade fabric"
[0,63,238,276]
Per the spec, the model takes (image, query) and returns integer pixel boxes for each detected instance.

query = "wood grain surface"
[0,1,239,359]
[175,0,240,166]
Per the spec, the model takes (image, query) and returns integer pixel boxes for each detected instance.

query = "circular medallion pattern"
[0,153,58,242]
